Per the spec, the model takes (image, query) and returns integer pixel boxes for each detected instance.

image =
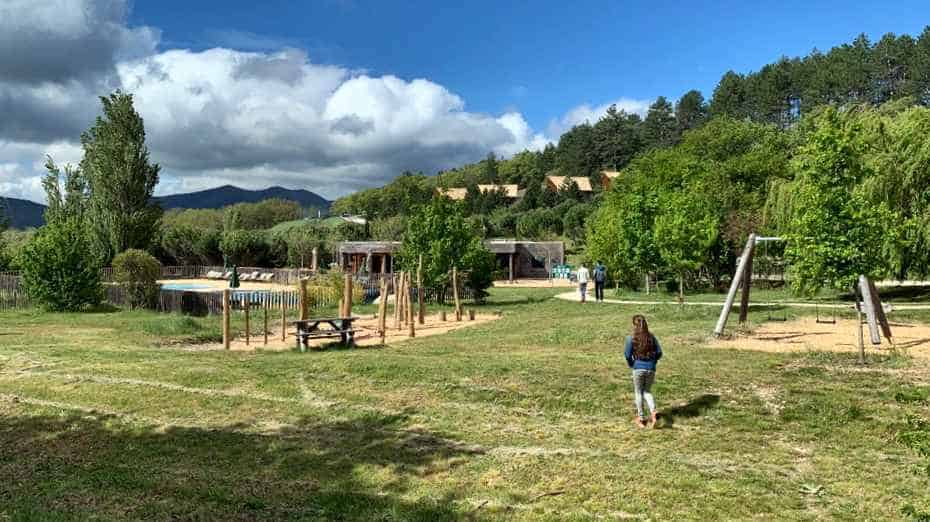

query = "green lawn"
[1,288,929,520]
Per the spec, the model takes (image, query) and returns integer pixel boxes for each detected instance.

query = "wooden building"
[601,170,620,190]
[544,175,593,193]
[485,240,565,281]
[336,241,401,275]
[336,239,565,280]
[437,184,524,201]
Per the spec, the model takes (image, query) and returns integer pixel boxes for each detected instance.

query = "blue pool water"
[161,283,213,291]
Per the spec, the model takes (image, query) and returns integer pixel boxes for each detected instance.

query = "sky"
[1,0,928,204]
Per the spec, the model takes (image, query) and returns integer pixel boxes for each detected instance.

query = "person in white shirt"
[576,263,590,303]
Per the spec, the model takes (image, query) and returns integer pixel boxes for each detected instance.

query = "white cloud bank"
[0,0,647,203]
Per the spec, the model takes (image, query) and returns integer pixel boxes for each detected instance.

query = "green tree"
[20,217,103,311]
[556,123,599,178]
[80,91,162,264]
[399,196,495,300]
[710,71,748,118]
[586,175,661,287]
[20,162,102,311]
[783,108,891,295]
[675,90,708,133]
[642,96,679,149]
[112,249,161,309]
[654,188,719,298]
[592,104,644,171]
[220,229,269,267]
[223,199,302,230]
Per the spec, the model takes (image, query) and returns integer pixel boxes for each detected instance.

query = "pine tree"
[674,90,708,134]
[642,96,679,149]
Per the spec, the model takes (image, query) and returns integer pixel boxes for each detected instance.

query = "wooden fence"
[0,266,477,313]
[0,272,29,311]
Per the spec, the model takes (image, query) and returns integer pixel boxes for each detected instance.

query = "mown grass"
[0,288,929,520]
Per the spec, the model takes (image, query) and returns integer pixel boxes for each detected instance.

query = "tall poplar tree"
[80,91,162,265]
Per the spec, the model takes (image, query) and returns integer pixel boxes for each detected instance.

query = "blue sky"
[131,0,930,130]
[1,1,928,202]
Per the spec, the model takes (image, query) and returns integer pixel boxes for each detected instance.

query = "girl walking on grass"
[624,314,662,428]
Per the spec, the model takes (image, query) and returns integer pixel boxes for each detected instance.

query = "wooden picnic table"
[291,317,356,351]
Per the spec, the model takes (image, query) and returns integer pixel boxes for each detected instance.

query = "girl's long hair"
[631,315,656,359]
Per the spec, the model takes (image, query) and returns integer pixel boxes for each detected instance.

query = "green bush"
[220,229,269,266]
[20,218,103,311]
[112,249,162,309]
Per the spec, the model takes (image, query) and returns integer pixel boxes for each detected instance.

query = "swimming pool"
[161,283,213,291]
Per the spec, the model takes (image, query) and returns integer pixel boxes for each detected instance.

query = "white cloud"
[0,0,648,204]
[546,97,654,138]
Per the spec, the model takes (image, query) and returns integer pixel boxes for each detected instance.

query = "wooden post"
[738,241,755,325]
[857,298,866,364]
[440,310,446,322]
[222,289,231,350]
[378,278,388,344]
[645,273,650,295]
[468,309,475,321]
[508,253,514,282]
[281,294,287,341]
[402,272,410,326]
[452,266,462,322]
[393,273,401,330]
[263,301,269,346]
[714,234,756,337]
[299,279,309,321]
[408,281,416,338]
[244,297,250,346]
[417,255,425,325]
[342,273,352,318]
[311,247,318,272]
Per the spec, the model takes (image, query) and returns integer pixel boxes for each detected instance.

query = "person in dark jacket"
[624,314,662,428]
[593,261,607,302]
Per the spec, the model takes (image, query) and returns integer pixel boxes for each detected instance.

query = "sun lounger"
[221,271,231,280]
[206,270,222,279]
[240,271,260,281]
[260,273,275,281]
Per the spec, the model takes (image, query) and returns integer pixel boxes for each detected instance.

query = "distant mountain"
[0,197,46,229]
[155,185,330,211]
[0,186,331,229]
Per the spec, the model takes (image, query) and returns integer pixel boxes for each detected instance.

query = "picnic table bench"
[291,317,356,351]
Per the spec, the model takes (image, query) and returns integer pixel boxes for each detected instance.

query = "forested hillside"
[332,28,930,292]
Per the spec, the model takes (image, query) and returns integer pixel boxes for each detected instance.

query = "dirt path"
[554,291,930,310]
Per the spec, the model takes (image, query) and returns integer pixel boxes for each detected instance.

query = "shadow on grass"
[660,394,720,429]
[0,410,486,520]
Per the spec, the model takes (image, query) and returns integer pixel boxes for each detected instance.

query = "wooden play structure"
[713,233,893,362]
[220,262,475,351]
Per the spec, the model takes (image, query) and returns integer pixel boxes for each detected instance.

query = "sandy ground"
[494,278,575,288]
[222,312,501,351]
[709,317,930,360]
[159,278,292,291]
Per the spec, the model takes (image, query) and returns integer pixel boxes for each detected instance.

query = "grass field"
[1,287,929,520]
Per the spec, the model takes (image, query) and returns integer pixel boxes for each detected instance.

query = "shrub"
[20,218,102,311]
[220,229,269,267]
[112,249,162,309]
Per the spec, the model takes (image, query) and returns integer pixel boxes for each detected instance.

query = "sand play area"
[222,312,501,351]
[710,317,930,360]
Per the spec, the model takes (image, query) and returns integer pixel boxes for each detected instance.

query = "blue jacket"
[624,335,663,371]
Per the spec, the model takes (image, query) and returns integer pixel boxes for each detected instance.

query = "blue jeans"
[579,282,588,302]
[632,369,656,417]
